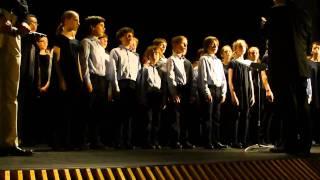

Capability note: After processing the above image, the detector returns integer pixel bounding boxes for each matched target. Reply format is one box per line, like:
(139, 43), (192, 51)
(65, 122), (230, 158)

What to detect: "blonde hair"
(247, 46), (260, 62)
(232, 39), (248, 51)
(153, 38), (167, 46)
(142, 45), (160, 65)
(56, 10), (79, 35)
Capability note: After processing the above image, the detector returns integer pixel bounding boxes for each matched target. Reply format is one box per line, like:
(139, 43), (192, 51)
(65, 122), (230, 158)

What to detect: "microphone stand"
(244, 63), (274, 152)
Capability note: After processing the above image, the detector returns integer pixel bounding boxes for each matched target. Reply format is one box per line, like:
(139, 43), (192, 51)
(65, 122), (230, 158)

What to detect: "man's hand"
(17, 22), (31, 35)
(173, 95), (181, 104)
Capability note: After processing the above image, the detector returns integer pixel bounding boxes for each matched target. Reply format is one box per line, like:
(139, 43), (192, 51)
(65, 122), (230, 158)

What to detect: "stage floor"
(1, 146), (320, 170)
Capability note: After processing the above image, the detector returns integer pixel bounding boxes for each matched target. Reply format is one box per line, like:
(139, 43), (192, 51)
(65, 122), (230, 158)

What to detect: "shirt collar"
(172, 52), (185, 59)
(205, 53), (217, 59)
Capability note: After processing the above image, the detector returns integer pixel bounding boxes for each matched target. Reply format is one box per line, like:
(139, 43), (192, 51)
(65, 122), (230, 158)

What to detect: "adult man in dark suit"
(0, 0), (33, 156)
(265, 0), (312, 155)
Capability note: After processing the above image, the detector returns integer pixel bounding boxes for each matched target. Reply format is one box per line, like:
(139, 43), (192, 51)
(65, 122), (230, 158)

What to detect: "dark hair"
(83, 16), (105, 36)
(312, 41), (320, 46)
(203, 36), (219, 53)
(196, 48), (205, 61)
(26, 14), (37, 24)
(115, 27), (134, 41)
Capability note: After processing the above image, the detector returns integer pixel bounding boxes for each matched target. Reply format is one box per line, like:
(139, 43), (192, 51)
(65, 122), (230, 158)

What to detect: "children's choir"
(15, 10), (320, 150)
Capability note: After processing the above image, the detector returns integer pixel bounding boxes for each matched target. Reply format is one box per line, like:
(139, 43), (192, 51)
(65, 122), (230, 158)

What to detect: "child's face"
(311, 44), (320, 56)
(248, 49), (259, 61)
(92, 22), (105, 37)
(27, 16), (38, 32)
(234, 44), (246, 57)
(120, 32), (134, 47)
(148, 49), (160, 65)
(174, 38), (188, 55)
(37, 36), (48, 50)
(221, 47), (232, 60)
(130, 39), (138, 52)
(207, 41), (218, 55)
(99, 37), (108, 49)
(159, 43), (167, 54)
(65, 14), (80, 31)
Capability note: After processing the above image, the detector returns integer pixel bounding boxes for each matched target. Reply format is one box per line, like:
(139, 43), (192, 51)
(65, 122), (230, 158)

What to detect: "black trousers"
(88, 74), (107, 145)
(234, 107), (250, 146)
(273, 78), (312, 153)
(51, 89), (87, 149)
(168, 85), (192, 145)
(115, 79), (137, 147)
(202, 85), (223, 145)
(145, 91), (162, 146)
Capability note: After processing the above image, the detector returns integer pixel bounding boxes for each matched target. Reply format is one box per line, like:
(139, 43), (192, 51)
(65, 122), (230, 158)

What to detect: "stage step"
(1, 158), (320, 179)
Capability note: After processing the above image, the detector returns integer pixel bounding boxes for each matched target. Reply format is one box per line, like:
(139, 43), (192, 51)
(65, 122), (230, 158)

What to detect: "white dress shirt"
(198, 54), (227, 97)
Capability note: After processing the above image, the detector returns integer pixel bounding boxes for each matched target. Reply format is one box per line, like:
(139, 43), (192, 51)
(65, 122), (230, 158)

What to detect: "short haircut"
(171, 35), (187, 46)
(116, 27), (134, 41)
(232, 39), (248, 51)
(220, 45), (232, 56)
(152, 38), (167, 46)
(312, 41), (320, 46)
(248, 46), (259, 53)
(143, 45), (159, 59)
(203, 36), (219, 53)
(83, 16), (105, 36)
(26, 14), (37, 22)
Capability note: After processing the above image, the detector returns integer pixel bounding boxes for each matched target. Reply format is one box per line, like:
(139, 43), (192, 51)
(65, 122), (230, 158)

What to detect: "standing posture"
(309, 42), (320, 144)
(110, 27), (140, 149)
(51, 10), (84, 150)
(247, 46), (274, 144)
(139, 45), (163, 149)
(167, 35), (194, 149)
(198, 36), (227, 149)
(228, 39), (255, 148)
(0, 0), (33, 156)
(265, 0), (312, 155)
(80, 16), (108, 149)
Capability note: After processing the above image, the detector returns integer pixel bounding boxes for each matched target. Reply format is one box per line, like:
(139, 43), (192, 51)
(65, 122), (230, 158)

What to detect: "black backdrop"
(28, 0), (318, 60)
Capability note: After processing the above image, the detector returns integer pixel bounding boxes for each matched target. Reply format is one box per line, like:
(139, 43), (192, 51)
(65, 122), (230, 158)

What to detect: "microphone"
(29, 31), (47, 37)
(236, 59), (268, 71)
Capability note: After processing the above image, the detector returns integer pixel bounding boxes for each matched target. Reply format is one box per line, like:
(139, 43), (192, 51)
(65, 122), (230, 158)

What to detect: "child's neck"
(222, 58), (230, 65)
(122, 44), (131, 49)
(62, 30), (76, 39)
(174, 52), (184, 57)
(235, 55), (244, 60)
(39, 49), (47, 55)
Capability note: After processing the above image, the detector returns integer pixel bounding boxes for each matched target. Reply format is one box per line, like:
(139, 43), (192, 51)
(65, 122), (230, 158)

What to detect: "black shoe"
(231, 143), (243, 149)
(205, 144), (215, 150)
(143, 144), (156, 149)
(126, 144), (136, 150)
(156, 145), (162, 150)
(90, 142), (106, 150)
(214, 142), (227, 149)
(184, 142), (196, 149)
(0, 147), (33, 156)
(270, 147), (286, 153)
(172, 142), (183, 149)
